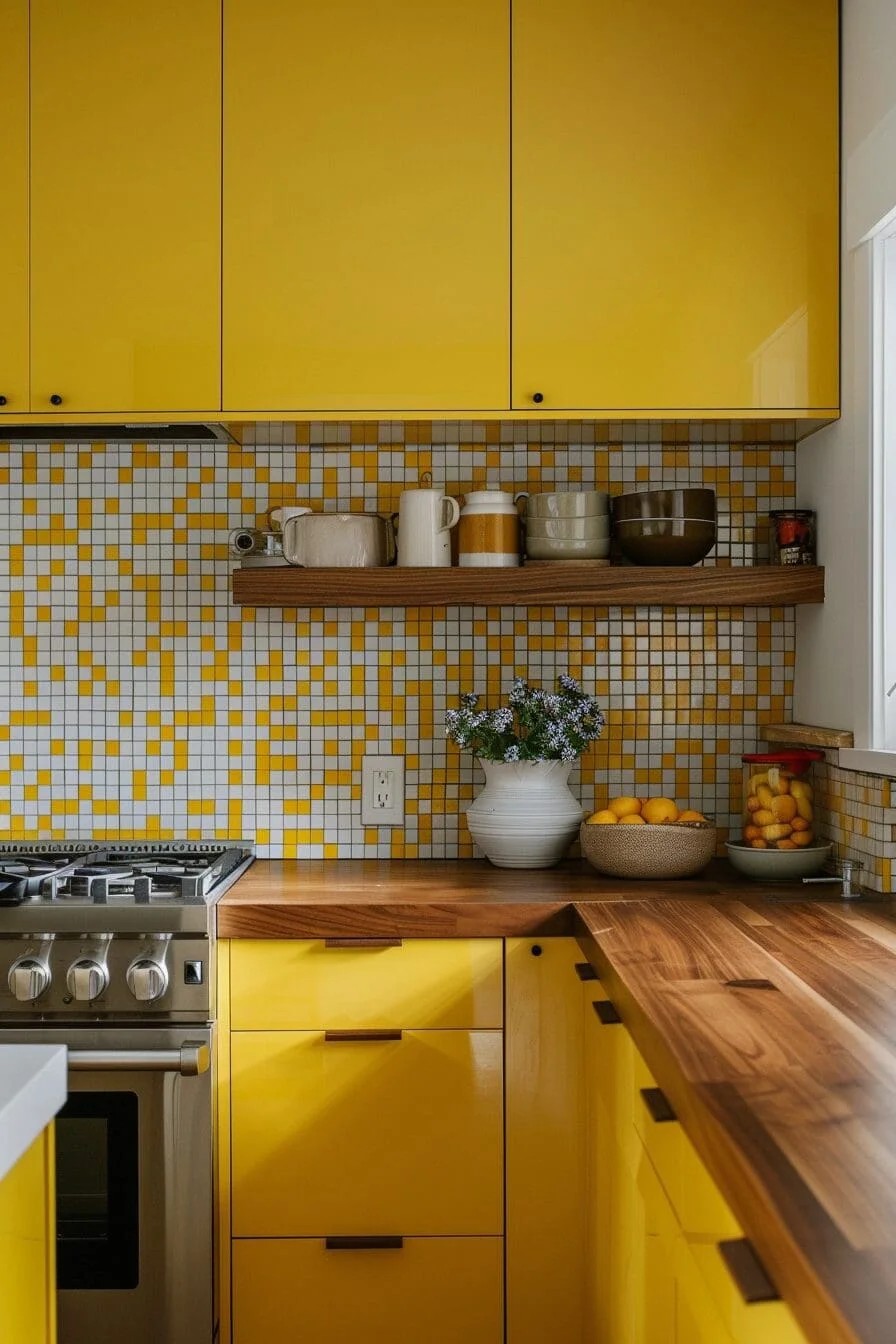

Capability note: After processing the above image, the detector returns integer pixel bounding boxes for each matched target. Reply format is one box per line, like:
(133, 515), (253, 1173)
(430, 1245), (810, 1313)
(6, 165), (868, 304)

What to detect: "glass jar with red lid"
(741, 750), (824, 851)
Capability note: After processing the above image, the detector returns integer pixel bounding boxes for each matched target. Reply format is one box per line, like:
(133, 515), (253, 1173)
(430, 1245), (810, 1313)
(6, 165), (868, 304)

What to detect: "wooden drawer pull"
(574, 961), (599, 981)
(324, 1030), (403, 1043)
(640, 1087), (677, 1124)
(324, 938), (403, 948)
(325, 1236), (404, 1251)
(718, 1238), (781, 1304)
(593, 1000), (621, 1025)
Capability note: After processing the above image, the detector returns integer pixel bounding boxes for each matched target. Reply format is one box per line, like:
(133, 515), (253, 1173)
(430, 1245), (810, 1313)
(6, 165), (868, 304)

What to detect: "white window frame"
(838, 206), (896, 773)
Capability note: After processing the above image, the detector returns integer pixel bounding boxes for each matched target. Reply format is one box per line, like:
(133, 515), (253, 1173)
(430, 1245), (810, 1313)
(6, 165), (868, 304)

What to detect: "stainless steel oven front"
(0, 1024), (214, 1344)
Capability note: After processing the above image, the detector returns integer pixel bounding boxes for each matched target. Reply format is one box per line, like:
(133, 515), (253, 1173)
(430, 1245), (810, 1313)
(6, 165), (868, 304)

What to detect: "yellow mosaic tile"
(0, 417), (846, 865)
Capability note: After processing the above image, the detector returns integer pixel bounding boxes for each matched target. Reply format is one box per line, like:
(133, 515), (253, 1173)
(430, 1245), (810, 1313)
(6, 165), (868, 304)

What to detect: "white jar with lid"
(457, 490), (521, 567)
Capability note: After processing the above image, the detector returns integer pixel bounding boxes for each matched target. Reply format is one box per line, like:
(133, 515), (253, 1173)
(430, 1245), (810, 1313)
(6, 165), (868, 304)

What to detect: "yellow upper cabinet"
(0, 0), (28, 416)
(29, 0), (221, 414)
(222, 0), (509, 413)
(512, 0), (839, 415)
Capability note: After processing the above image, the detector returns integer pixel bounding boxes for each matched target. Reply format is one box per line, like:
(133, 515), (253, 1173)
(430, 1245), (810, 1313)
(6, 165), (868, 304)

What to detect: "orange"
(619, 813), (646, 825)
(641, 797), (679, 824)
(607, 796), (642, 820)
(586, 810), (617, 825)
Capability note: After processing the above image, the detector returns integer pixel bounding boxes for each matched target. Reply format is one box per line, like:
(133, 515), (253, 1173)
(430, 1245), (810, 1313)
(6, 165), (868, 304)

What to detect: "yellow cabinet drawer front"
(30, 0), (221, 413)
(675, 1235), (737, 1344)
(224, 0), (509, 412)
(687, 1237), (810, 1344)
(231, 1029), (502, 1237)
(229, 938), (502, 1030)
(233, 1236), (503, 1344)
(0, 0), (28, 415)
(634, 1084), (742, 1242)
(588, 990), (653, 1177)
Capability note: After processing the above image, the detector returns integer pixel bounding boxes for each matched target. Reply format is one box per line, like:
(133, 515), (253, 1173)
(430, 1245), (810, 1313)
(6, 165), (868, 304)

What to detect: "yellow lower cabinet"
(232, 1236), (503, 1344)
(686, 1237), (809, 1344)
(231, 1028), (502, 1236)
(0, 1127), (56, 1344)
(635, 1147), (677, 1344)
(675, 1235), (736, 1344)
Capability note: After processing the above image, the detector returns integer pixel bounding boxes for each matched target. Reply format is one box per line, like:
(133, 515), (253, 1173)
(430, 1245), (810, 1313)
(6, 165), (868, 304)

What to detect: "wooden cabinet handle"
(718, 1239), (781, 1303)
(323, 1029), (403, 1042)
(325, 1236), (404, 1251)
(593, 999), (621, 1025)
(574, 961), (599, 981)
(324, 937), (402, 948)
(640, 1087), (677, 1123)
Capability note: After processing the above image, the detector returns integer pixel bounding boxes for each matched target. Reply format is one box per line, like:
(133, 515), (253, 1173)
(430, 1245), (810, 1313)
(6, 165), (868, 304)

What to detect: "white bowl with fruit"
(729, 751), (829, 879)
(580, 796), (716, 879)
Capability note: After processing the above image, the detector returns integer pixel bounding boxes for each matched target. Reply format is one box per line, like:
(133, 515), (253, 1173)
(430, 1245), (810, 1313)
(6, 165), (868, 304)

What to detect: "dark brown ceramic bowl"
(612, 488), (716, 523)
(615, 517), (717, 566)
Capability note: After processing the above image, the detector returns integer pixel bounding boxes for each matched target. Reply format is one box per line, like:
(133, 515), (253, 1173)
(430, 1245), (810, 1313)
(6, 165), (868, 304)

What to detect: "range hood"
(0, 423), (236, 443)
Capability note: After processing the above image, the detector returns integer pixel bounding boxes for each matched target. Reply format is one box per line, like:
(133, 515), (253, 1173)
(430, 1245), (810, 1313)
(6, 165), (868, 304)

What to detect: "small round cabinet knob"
(67, 959), (108, 1002)
(8, 958), (50, 1002)
(0, 396), (7, 407)
(49, 394), (63, 406)
(126, 959), (169, 1003)
(532, 392), (544, 404)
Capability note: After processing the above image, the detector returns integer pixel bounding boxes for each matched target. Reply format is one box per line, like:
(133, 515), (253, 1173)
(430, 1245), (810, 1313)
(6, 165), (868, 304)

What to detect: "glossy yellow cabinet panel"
(232, 1236), (503, 1344)
(512, 0), (838, 414)
(505, 938), (586, 1344)
(223, 0), (509, 412)
(229, 937), (502, 1031)
(0, 1127), (56, 1344)
(231, 1029), (502, 1237)
(0, 0), (28, 415)
(29, 0), (220, 413)
(688, 1236), (809, 1344)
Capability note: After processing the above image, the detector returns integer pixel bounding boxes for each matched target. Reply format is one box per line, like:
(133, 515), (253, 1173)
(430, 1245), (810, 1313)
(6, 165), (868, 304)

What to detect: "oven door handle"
(66, 1041), (210, 1076)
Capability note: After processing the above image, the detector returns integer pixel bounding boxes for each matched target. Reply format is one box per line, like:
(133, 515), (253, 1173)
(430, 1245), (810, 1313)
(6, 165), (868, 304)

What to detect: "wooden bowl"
(580, 820), (716, 879)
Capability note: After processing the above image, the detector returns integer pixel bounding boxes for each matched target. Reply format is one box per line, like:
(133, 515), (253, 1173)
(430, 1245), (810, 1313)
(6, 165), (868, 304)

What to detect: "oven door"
(0, 1026), (214, 1344)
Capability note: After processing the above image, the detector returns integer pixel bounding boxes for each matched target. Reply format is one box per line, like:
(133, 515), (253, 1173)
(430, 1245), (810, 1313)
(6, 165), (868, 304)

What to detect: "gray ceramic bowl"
(525, 535), (611, 560)
(525, 516), (611, 541)
(614, 518), (716, 566)
(612, 489), (716, 523)
(525, 491), (610, 519)
(725, 841), (831, 880)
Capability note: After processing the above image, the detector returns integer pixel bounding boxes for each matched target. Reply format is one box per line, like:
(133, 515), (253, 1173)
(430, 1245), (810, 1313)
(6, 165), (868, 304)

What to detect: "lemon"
(586, 810), (618, 825)
(641, 797), (679, 824)
(619, 813), (646, 825)
(607, 796), (642, 820)
(676, 809), (707, 824)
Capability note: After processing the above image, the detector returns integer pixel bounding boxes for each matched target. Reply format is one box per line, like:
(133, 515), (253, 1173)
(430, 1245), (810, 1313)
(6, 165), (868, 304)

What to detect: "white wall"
(795, 0), (896, 738)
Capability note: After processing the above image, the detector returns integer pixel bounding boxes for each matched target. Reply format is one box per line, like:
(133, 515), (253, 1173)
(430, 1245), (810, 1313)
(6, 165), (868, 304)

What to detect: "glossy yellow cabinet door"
(0, 0), (28, 416)
(30, 0), (220, 414)
(223, 0), (509, 412)
(512, 0), (838, 414)
(231, 1028), (502, 1236)
(232, 1236), (503, 1344)
(0, 1128), (56, 1344)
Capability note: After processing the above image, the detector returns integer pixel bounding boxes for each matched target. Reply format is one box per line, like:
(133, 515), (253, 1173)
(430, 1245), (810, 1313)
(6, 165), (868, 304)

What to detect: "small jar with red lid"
(741, 750), (824, 851)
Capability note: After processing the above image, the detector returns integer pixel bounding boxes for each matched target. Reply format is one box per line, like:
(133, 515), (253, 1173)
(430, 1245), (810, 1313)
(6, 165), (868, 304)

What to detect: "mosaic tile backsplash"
(0, 419), (802, 858)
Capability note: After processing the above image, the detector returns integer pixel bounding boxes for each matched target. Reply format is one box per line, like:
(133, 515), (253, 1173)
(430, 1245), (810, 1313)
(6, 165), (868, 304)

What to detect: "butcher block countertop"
(219, 858), (896, 1344)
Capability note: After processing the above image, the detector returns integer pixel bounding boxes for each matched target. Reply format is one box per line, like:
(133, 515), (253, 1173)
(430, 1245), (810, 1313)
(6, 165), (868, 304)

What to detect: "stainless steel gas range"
(0, 840), (254, 1344)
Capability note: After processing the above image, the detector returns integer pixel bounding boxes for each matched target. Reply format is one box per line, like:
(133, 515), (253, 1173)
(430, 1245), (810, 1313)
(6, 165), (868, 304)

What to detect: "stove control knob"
(8, 958), (50, 1002)
(126, 959), (168, 1003)
(67, 959), (108, 1002)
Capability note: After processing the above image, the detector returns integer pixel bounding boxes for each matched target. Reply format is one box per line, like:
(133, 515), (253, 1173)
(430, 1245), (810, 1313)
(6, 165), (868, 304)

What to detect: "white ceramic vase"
(465, 758), (584, 868)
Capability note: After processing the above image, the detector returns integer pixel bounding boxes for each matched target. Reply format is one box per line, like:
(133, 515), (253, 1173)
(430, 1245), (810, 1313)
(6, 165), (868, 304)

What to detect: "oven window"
(56, 1092), (139, 1290)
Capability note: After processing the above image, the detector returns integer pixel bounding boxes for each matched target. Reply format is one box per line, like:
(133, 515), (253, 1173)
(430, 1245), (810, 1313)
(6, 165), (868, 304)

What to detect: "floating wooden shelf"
(232, 564), (825, 609)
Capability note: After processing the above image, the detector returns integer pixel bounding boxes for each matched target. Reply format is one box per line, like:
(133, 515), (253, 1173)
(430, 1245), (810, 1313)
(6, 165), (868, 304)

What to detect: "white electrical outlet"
(361, 754), (405, 827)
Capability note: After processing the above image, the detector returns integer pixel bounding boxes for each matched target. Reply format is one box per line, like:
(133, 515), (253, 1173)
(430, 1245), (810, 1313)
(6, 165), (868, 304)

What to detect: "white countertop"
(0, 1045), (67, 1181)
